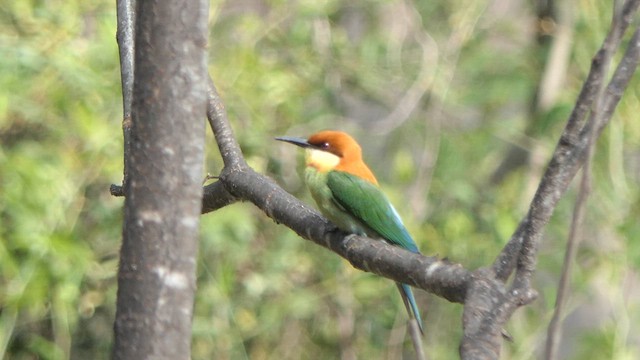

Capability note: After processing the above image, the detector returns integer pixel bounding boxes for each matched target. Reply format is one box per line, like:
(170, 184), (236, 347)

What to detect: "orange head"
(276, 130), (379, 185)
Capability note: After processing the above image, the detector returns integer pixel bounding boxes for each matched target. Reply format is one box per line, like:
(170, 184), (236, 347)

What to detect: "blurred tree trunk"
(112, 0), (209, 359)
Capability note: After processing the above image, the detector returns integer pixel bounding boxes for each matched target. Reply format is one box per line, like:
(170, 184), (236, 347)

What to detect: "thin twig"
(599, 25), (640, 134)
(408, 319), (426, 360)
(116, 0), (136, 120)
(206, 77), (247, 170)
(544, 143), (593, 360)
(200, 77), (240, 212)
(115, 0), (136, 192)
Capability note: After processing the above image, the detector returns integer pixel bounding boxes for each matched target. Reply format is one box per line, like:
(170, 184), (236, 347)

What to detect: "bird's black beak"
(275, 136), (312, 149)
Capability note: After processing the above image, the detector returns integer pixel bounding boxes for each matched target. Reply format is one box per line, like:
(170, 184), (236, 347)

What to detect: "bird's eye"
(320, 142), (330, 149)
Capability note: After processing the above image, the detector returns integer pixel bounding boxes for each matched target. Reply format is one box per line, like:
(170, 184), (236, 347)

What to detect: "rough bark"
(112, 0), (209, 359)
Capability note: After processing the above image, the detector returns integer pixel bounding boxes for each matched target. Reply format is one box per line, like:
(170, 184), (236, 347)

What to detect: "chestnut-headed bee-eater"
(276, 130), (424, 333)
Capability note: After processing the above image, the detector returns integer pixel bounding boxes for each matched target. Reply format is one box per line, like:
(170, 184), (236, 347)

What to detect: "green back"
(327, 171), (419, 253)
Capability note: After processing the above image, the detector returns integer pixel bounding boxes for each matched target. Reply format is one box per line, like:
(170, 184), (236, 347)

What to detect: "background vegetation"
(1, 0), (639, 359)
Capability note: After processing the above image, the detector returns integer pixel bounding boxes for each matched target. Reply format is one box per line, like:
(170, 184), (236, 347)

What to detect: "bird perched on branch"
(276, 130), (424, 333)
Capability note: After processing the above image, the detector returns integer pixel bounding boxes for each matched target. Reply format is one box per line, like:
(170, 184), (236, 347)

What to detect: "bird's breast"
(304, 168), (374, 236)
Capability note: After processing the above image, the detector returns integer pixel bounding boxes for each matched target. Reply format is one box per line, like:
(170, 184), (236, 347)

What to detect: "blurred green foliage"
(1, 0), (639, 359)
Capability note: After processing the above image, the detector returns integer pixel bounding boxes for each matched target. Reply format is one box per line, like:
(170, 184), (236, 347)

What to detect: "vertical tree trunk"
(113, 0), (209, 359)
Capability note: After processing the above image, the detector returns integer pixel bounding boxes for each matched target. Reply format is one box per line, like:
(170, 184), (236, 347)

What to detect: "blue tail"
(397, 283), (424, 334)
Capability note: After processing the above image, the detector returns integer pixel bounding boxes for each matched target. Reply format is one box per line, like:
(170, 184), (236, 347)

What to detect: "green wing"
(327, 170), (425, 333)
(326, 171), (419, 253)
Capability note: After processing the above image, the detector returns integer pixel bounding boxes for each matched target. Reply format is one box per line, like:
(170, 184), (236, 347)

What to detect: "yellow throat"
(305, 148), (340, 172)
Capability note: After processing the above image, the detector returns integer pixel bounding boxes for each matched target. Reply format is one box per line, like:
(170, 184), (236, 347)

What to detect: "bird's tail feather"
(396, 283), (424, 334)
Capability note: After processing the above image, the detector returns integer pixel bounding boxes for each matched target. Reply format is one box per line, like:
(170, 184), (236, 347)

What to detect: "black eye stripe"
(309, 140), (329, 149)
(309, 140), (342, 156)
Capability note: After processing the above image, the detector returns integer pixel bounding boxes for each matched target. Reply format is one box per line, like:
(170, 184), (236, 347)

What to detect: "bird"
(275, 130), (424, 333)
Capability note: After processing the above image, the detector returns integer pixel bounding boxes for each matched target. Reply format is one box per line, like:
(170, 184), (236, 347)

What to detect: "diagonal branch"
(546, 20), (640, 360)
(493, 0), (640, 284)
(461, 2), (640, 358)
(203, 75), (469, 303)
(544, 3), (625, 356)
(599, 24), (640, 133)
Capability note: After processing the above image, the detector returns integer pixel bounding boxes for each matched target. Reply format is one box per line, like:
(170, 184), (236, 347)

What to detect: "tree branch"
(115, 0), (136, 193)
(206, 77), (247, 170)
(545, 19), (640, 360)
(202, 181), (237, 213)
(493, 0), (640, 284)
(544, 3), (629, 357)
(456, 1), (640, 357)
(600, 24), (640, 133)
